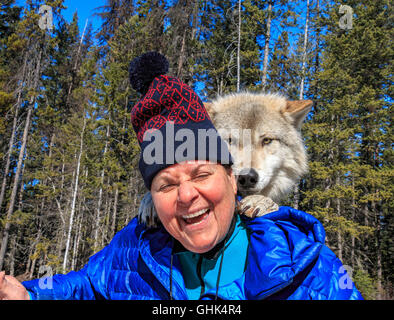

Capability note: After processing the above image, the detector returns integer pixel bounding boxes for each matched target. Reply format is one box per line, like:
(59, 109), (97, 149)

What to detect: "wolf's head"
(206, 93), (312, 203)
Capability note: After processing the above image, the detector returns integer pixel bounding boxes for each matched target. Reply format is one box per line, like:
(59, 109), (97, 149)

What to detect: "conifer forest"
(0, 0), (392, 299)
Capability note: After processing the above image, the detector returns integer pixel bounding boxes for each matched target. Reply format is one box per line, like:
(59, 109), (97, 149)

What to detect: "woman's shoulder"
(241, 206), (326, 277)
(242, 206), (326, 245)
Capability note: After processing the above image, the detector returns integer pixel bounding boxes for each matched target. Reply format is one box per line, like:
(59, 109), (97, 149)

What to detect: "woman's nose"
(177, 181), (199, 205)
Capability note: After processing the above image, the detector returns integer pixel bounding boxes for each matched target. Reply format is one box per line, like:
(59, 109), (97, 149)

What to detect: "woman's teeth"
(182, 208), (210, 224)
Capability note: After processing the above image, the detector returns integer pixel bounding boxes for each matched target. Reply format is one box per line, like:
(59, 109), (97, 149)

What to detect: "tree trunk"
(293, 185), (300, 210)
(177, 29), (187, 78)
(111, 184), (119, 238)
(94, 124), (110, 250)
(191, 0), (200, 40)
(299, 0), (310, 100)
(373, 199), (383, 299)
(336, 176), (343, 261)
(101, 192), (111, 246)
(261, 0), (273, 90)
(124, 176), (135, 226)
(62, 116), (86, 273)
(293, 1), (311, 209)
(351, 176), (356, 267)
(9, 235), (17, 276)
(376, 236), (383, 299)
(313, 0), (321, 98)
(71, 212), (82, 271)
(236, 0), (241, 92)
(72, 167), (88, 270)
(29, 216), (42, 279)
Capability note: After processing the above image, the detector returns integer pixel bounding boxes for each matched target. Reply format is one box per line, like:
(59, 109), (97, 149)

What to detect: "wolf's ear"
(204, 102), (216, 118)
(282, 100), (313, 129)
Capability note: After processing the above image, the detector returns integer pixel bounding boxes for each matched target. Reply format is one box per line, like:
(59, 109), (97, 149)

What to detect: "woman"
(0, 53), (362, 300)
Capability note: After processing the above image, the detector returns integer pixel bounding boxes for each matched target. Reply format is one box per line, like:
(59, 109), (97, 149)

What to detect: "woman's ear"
(231, 172), (237, 195)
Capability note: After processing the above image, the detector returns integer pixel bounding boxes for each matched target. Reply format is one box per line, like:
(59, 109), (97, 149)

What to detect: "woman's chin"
(181, 234), (218, 254)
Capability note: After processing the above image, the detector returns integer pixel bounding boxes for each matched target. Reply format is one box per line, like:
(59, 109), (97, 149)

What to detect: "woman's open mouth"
(182, 208), (210, 226)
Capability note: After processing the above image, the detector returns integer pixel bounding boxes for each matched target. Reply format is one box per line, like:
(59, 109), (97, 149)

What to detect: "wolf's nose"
(238, 168), (258, 188)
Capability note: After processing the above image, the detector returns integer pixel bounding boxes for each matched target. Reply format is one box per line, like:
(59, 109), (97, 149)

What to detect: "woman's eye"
(159, 184), (176, 192)
(193, 173), (210, 181)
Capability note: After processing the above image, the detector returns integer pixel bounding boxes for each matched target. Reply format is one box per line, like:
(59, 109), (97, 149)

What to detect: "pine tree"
(163, 0), (202, 84)
(199, 0), (262, 97)
(95, 0), (135, 45)
(266, 30), (299, 98)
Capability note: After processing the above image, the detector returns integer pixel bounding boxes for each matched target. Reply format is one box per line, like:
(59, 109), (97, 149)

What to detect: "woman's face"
(151, 161), (237, 254)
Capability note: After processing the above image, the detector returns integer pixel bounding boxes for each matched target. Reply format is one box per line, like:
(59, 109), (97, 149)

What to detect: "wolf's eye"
(262, 137), (273, 146)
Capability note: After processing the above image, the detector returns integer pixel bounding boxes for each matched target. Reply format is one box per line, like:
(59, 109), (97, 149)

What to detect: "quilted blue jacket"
(23, 207), (363, 300)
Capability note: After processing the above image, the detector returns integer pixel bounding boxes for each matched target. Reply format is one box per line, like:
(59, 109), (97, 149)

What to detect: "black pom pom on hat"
(129, 51), (169, 95)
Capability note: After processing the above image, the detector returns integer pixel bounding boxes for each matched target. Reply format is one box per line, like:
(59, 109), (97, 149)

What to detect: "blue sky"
(61, 0), (103, 32)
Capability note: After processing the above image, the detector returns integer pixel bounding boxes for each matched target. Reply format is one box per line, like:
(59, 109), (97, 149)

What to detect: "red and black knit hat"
(129, 52), (233, 190)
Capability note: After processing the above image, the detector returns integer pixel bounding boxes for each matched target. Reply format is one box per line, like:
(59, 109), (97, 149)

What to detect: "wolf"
(206, 92), (312, 202)
(138, 92), (312, 227)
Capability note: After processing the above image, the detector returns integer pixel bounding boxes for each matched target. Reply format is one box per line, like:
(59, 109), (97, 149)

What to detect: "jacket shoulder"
(242, 207), (363, 300)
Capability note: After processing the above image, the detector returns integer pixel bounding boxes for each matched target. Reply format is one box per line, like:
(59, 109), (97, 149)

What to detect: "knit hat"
(129, 52), (233, 190)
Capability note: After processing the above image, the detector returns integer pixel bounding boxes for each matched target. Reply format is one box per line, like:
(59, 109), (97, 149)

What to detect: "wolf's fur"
(138, 92), (312, 228)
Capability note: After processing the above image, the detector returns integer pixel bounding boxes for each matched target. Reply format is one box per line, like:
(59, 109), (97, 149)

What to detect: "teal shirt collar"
(175, 215), (249, 299)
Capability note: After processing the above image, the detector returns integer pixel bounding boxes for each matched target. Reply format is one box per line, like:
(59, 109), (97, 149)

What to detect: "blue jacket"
(23, 207), (363, 300)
